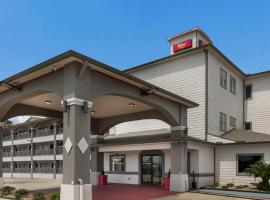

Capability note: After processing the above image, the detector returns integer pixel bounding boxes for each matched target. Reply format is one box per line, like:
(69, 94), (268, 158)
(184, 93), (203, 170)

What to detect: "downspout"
(78, 178), (84, 200)
(204, 48), (209, 141)
(213, 146), (216, 184)
(243, 79), (245, 129)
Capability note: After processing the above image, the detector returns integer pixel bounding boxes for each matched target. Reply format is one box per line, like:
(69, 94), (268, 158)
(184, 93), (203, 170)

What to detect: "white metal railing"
(14, 151), (31, 157)
(3, 135), (12, 141)
(57, 128), (63, 135)
(3, 152), (12, 157)
(56, 168), (63, 173)
(34, 149), (54, 156)
(34, 129), (54, 138)
(14, 133), (30, 140)
(14, 168), (31, 173)
(3, 168), (11, 173)
(34, 167), (54, 173)
(56, 148), (63, 155)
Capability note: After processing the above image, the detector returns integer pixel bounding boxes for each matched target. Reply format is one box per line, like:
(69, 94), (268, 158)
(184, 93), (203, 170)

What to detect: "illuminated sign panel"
(173, 39), (192, 53)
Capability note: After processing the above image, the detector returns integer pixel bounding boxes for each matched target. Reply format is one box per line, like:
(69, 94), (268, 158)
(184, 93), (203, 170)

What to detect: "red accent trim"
(173, 39), (192, 53)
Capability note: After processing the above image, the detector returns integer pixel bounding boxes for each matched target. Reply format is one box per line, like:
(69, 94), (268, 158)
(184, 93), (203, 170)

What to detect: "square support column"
(170, 141), (188, 192)
(60, 101), (92, 200)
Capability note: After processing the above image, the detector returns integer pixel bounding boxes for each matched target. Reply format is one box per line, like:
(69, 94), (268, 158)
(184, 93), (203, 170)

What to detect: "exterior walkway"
(93, 184), (175, 200)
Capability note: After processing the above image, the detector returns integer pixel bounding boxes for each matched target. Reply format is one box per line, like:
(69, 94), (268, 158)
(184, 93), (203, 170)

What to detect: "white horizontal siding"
(119, 51), (206, 139)
(208, 51), (244, 136)
(245, 76), (270, 134)
(216, 144), (270, 185)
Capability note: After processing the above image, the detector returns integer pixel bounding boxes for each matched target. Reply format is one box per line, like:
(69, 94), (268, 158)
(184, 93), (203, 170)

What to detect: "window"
(220, 112), (227, 131)
(230, 76), (236, 94)
(245, 122), (252, 131)
(245, 85), (252, 99)
(220, 68), (227, 89)
(230, 116), (236, 128)
(237, 154), (263, 174)
(110, 155), (125, 172)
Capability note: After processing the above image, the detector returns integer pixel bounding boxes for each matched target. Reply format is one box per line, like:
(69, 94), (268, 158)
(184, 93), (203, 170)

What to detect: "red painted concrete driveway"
(93, 184), (175, 200)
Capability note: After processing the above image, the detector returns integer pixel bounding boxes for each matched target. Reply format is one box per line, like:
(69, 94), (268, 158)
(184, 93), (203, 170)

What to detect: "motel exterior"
(0, 28), (270, 200)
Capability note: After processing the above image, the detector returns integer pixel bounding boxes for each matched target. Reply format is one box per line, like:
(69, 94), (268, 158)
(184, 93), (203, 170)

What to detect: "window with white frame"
(220, 68), (227, 89)
(220, 112), (227, 131)
(110, 154), (125, 172)
(230, 75), (236, 94)
(245, 85), (252, 100)
(230, 116), (236, 128)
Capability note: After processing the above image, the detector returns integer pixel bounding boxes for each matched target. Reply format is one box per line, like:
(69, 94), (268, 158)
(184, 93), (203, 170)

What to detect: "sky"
(0, 0), (270, 82)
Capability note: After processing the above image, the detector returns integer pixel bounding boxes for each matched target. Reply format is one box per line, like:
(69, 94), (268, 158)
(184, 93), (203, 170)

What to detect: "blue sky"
(0, 0), (270, 81)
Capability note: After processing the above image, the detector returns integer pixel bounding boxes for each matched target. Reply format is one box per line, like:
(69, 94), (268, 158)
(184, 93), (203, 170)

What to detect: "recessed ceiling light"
(129, 103), (135, 107)
(91, 111), (96, 114)
(45, 101), (52, 104)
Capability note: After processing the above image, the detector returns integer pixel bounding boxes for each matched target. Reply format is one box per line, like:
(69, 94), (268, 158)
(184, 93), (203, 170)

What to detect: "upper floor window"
(245, 85), (252, 100)
(220, 68), (227, 89)
(230, 116), (236, 128)
(230, 76), (236, 95)
(245, 122), (252, 131)
(220, 112), (227, 131)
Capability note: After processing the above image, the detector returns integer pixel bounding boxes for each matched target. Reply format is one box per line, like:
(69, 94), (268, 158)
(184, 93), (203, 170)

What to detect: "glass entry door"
(141, 155), (162, 185)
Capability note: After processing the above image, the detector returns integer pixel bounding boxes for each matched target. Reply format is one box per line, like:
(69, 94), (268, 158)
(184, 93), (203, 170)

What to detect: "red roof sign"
(172, 39), (192, 53)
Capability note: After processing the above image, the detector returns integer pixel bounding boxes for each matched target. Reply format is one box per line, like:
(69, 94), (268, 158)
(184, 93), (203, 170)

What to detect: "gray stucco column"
(60, 100), (92, 200)
(170, 141), (188, 192)
(53, 123), (57, 179)
(0, 122), (4, 186)
(30, 128), (34, 178)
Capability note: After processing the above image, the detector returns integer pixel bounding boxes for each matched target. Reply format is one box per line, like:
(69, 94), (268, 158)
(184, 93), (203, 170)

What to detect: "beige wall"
(215, 144), (270, 185)
(245, 75), (270, 134)
(125, 51), (206, 139)
(208, 50), (244, 136)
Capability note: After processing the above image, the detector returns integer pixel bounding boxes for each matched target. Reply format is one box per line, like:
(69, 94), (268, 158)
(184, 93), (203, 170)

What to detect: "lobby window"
(220, 112), (227, 131)
(245, 122), (252, 131)
(220, 68), (227, 89)
(230, 116), (236, 128)
(110, 155), (125, 172)
(245, 85), (252, 100)
(230, 75), (236, 94)
(237, 154), (263, 174)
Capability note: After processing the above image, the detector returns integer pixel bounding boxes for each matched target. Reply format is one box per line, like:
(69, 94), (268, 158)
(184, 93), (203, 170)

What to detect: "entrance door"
(141, 155), (162, 185)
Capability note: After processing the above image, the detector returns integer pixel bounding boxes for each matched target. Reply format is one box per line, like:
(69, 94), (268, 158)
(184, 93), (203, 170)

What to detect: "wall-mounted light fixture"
(45, 100), (52, 104)
(128, 103), (135, 107)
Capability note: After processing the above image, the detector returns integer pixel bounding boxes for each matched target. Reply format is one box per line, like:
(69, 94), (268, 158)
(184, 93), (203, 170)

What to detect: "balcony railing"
(34, 149), (54, 156)
(3, 168), (11, 173)
(57, 128), (63, 135)
(3, 135), (12, 141)
(34, 129), (54, 138)
(14, 133), (30, 140)
(56, 148), (63, 155)
(14, 168), (31, 173)
(34, 167), (54, 173)
(14, 151), (31, 157)
(3, 152), (12, 157)
(56, 168), (63, 174)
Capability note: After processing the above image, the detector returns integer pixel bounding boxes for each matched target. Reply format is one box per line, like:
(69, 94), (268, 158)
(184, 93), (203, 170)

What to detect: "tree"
(4, 120), (13, 128)
(245, 160), (270, 191)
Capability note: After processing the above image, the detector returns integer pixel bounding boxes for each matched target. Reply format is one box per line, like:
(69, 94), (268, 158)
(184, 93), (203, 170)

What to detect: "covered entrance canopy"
(0, 50), (198, 200)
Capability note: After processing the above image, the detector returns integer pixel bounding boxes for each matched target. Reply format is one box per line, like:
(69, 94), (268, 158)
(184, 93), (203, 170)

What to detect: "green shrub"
(0, 186), (15, 197)
(222, 185), (228, 189)
(33, 192), (45, 200)
(49, 192), (60, 200)
(213, 182), (220, 188)
(227, 183), (234, 188)
(245, 160), (270, 191)
(14, 188), (28, 200)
